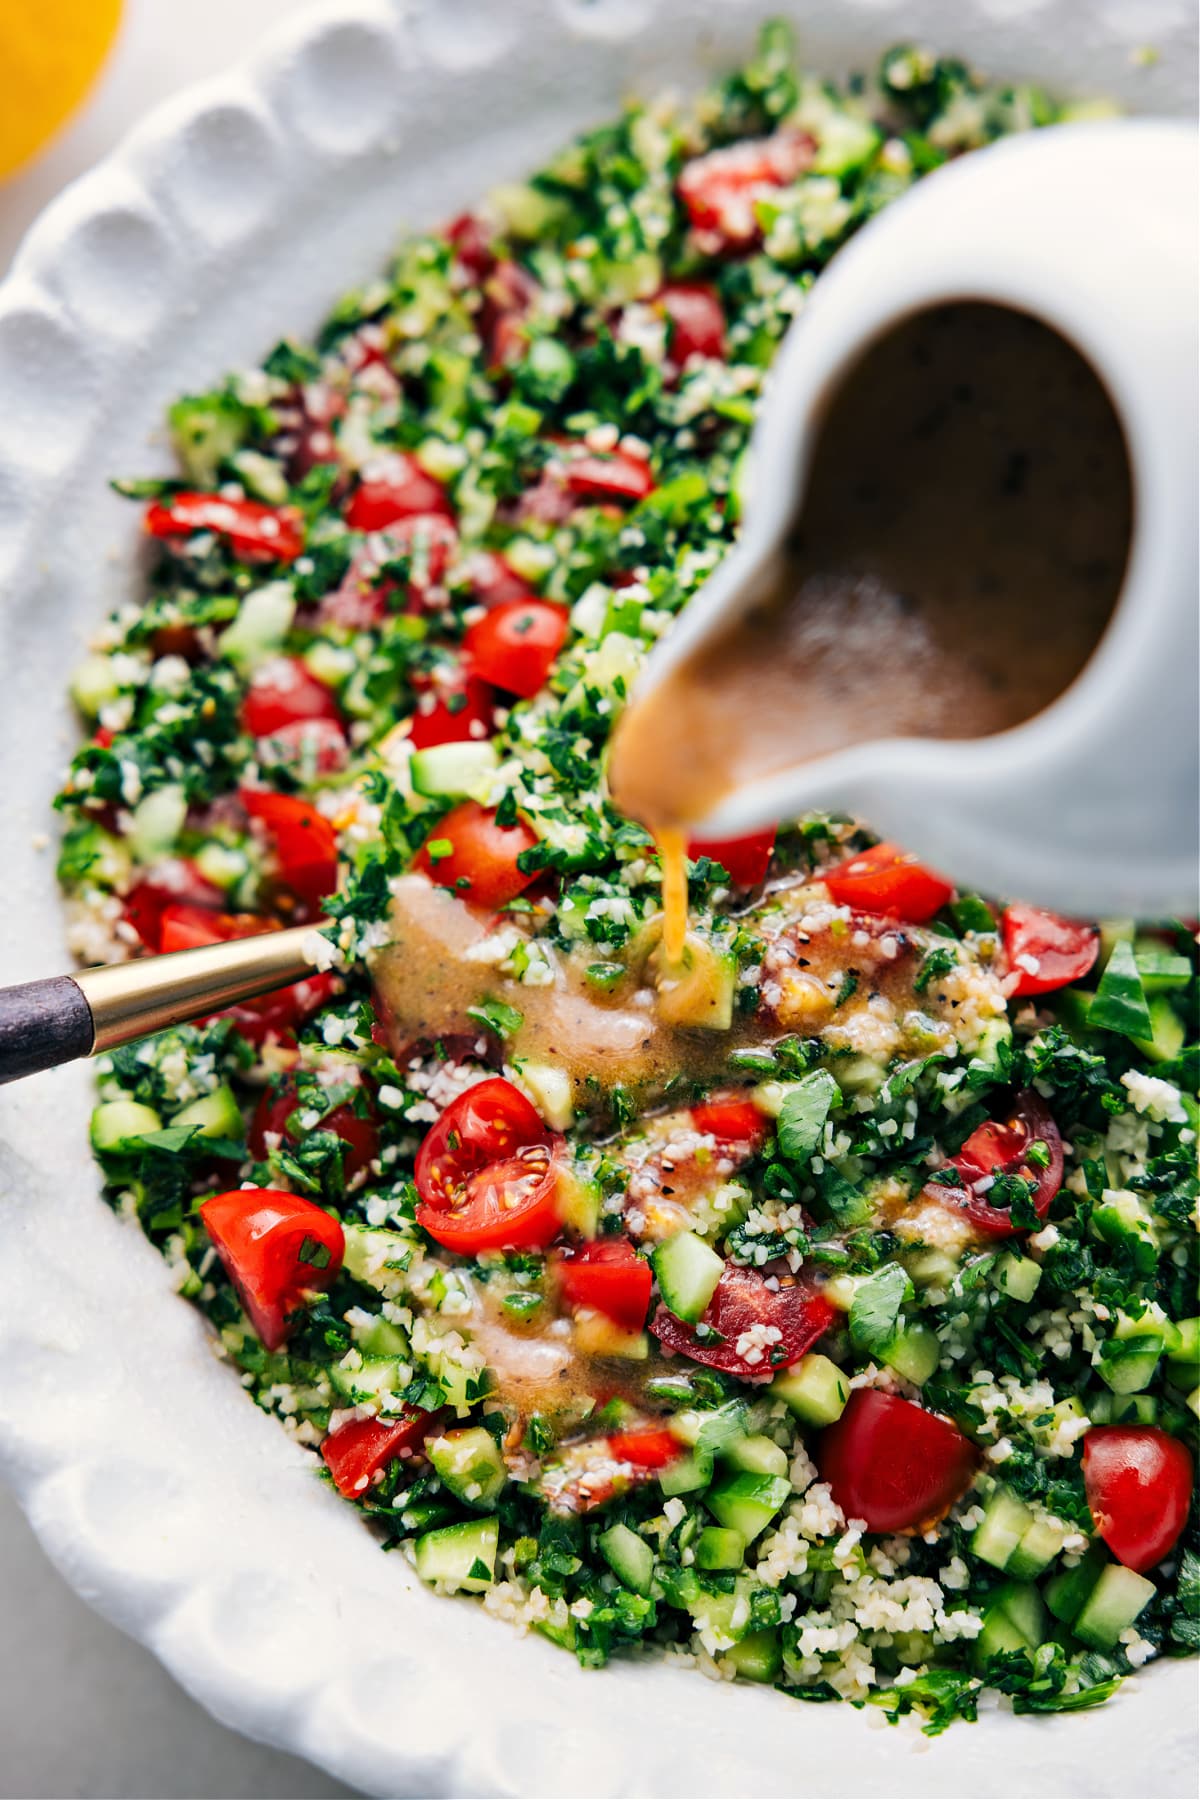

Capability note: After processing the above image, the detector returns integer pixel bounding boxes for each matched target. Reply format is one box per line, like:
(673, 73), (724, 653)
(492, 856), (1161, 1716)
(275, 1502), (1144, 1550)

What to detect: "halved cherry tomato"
(691, 1094), (768, 1151)
(249, 1077), (379, 1183)
(608, 1428), (681, 1469)
(144, 493), (304, 563)
(200, 1186), (344, 1350)
(240, 788), (339, 913)
(817, 1390), (978, 1533)
(145, 493), (305, 564)
(652, 1264), (834, 1379)
(1082, 1425), (1194, 1574)
(256, 716), (349, 776)
(123, 860), (225, 951)
(321, 1407), (447, 1498)
(688, 827), (775, 887)
(414, 800), (538, 909)
(344, 453), (452, 532)
(463, 597), (568, 698)
(678, 129), (813, 245)
(241, 656), (344, 740)
(823, 842), (954, 923)
(933, 1089), (1063, 1238)
(1001, 903), (1100, 997)
(557, 1238), (652, 1334)
(414, 1076), (548, 1209)
(656, 283), (726, 364)
(417, 1142), (566, 1254)
(322, 517), (459, 628)
(408, 671), (496, 751)
(561, 445), (655, 505)
(158, 904), (271, 956)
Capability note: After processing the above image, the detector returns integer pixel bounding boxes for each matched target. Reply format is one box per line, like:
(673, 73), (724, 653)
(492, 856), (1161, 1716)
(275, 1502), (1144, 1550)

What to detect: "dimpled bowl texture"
(0, 2), (1195, 1795)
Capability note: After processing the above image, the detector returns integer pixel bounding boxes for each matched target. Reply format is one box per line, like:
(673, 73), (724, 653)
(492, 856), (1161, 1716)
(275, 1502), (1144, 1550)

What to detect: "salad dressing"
(609, 303), (1133, 950)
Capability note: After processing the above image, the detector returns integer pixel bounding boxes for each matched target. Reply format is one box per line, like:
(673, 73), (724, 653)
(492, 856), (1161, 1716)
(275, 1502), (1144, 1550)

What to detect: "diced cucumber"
(1073, 1563), (1156, 1651)
(972, 1487), (1034, 1573)
(128, 784), (187, 862)
(687, 1583), (751, 1647)
(651, 1230), (724, 1324)
(883, 1322), (940, 1386)
(992, 1252), (1042, 1305)
(70, 653), (121, 720)
(720, 1434), (788, 1479)
(554, 1165), (601, 1239)
(902, 1245), (963, 1291)
(1098, 919), (1135, 965)
(217, 580), (296, 669)
(518, 1061), (574, 1132)
(428, 1426), (507, 1507)
(671, 1402), (747, 1455)
(1006, 1515), (1066, 1581)
(658, 1449), (714, 1496)
(354, 1314), (409, 1359)
(1045, 1543), (1108, 1625)
(970, 1016), (1013, 1076)
(598, 1521), (654, 1596)
(695, 1526), (746, 1571)
(1133, 995), (1186, 1064)
(705, 1472), (791, 1545)
(1088, 1390), (1157, 1425)
(822, 1273), (867, 1313)
(654, 933), (737, 1031)
(193, 841), (250, 893)
(1097, 1307), (1169, 1395)
(1166, 1316), (1200, 1390)
(172, 1084), (242, 1141)
(90, 1100), (163, 1154)
(409, 740), (498, 800)
(572, 1312), (648, 1359)
(976, 1581), (1046, 1668)
(770, 1353), (849, 1427)
(1133, 938), (1193, 993)
(413, 1517), (499, 1592)
(1092, 1190), (1159, 1274)
(724, 1626), (782, 1683)
(329, 1355), (407, 1404)
(342, 1224), (413, 1298)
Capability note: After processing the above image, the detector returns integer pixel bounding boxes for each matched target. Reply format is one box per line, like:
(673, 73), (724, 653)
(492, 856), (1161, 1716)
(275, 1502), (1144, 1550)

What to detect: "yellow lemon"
(0, 0), (123, 179)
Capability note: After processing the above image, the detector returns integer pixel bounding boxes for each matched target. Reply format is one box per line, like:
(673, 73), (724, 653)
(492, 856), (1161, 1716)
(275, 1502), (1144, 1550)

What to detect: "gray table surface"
(0, 1480), (357, 1800)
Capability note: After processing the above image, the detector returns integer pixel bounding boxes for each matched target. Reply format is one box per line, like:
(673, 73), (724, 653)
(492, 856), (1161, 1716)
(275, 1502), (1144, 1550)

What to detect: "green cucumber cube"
(598, 1521), (654, 1595)
(651, 1230), (724, 1324)
(720, 1434), (788, 1479)
(694, 1526), (746, 1571)
(1073, 1563), (1156, 1651)
(413, 1517), (499, 1591)
(90, 1100), (163, 1154)
(428, 1426), (507, 1507)
(770, 1354), (848, 1427)
(705, 1472), (791, 1545)
(173, 1084), (243, 1141)
(724, 1626), (782, 1683)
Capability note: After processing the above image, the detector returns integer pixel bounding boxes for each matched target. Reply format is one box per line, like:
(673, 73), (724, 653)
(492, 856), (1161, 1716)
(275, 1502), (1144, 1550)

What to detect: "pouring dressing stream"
(609, 122), (1199, 934)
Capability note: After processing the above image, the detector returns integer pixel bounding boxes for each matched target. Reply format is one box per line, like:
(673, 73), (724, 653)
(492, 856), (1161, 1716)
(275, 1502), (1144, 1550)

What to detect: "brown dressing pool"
(607, 302), (1133, 952)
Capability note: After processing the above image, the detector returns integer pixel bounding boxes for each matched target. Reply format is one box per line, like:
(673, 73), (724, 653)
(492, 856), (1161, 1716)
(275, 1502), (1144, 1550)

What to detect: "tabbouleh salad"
(56, 26), (1198, 1732)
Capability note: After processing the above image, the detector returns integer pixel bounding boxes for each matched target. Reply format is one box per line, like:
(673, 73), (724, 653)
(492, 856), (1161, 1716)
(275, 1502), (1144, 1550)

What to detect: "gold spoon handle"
(0, 925), (318, 1086)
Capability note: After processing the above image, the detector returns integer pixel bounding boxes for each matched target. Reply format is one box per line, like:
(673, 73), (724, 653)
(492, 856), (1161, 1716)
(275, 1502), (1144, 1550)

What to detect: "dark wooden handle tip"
(0, 975), (95, 1085)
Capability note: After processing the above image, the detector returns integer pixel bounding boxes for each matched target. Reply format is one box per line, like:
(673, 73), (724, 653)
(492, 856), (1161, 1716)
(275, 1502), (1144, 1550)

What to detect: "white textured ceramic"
(0, 4), (1196, 1796)
(637, 121), (1200, 919)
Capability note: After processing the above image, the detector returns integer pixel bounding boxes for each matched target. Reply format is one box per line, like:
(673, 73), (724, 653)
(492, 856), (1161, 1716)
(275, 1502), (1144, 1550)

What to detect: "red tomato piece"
(158, 904), (271, 956)
(414, 1076), (548, 1209)
(656, 283), (727, 364)
(408, 671), (496, 751)
(256, 716), (349, 776)
(200, 1186), (344, 1350)
(344, 453), (452, 532)
(240, 788), (339, 913)
(241, 655), (344, 740)
(608, 1428), (681, 1470)
(691, 1094), (768, 1151)
(463, 597), (568, 698)
(557, 1238), (652, 1333)
(823, 842), (954, 922)
(123, 859), (225, 951)
(562, 446), (656, 505)
(321, 1408), (446, 1498)
(482, 258), (540, 369)
(445, 211), (494, 279)
(933, 1089), (1064, 1238)
(414, 800), (538, 909)
(1083, 1426), (1194, 1574)
(417, 1143), (566, 1254)
(817, 1390), (978, 1533)
(652, 1264), (835, 1380)
(1001, 903), (1100, 997)
(678, 129), (814, 246)
(145, 493), (304, 564)
(249, 1078), (379, 1184)
(687, 827), (775, 887)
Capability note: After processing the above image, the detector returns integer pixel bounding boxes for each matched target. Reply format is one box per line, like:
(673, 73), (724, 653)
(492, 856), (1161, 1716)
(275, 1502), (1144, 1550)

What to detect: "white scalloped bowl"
(0, 3), (1195, 1795)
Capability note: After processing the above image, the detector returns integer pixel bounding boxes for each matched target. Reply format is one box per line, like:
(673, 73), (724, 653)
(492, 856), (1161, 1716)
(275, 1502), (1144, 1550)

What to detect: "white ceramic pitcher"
(631, 120), (1198, 918)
